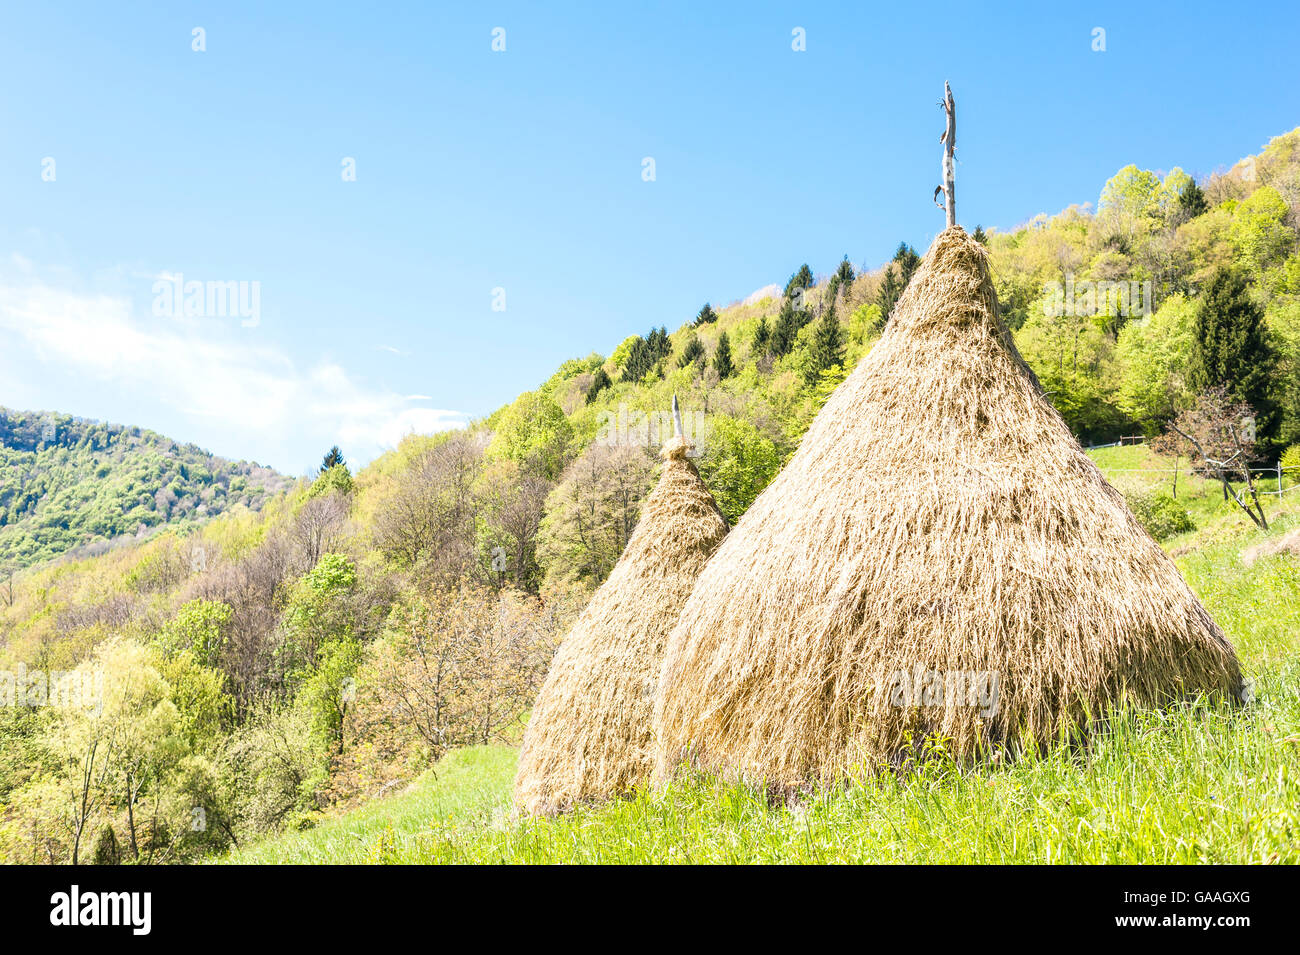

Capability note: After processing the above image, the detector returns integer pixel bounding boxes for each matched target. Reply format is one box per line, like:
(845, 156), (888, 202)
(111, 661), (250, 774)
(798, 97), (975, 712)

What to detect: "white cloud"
(372, 407), (468, 450)
(0, 272), (467, 470)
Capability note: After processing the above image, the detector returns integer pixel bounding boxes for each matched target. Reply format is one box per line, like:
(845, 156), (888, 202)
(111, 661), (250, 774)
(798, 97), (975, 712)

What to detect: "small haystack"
(1242, 527), (1300, 566)
(654, 226), (1242, 788)
(515, 402), (728, 815)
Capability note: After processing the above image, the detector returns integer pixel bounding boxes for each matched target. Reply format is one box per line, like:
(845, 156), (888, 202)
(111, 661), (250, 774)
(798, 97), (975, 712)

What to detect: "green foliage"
(696, 415), (782, 524)
(158, 650), (234, 750)
(298, 636), (362, 755)
(847, 302), (882, 344)
(1115, 295), (1196, 427)
(1229, 186), (1295, 274)
(488, 392), (575, 480)
(1099, 164), (1168, 238)
(610, 335), (640, 371)
(307, 464), (354, 499)
(1281, 444), (1300, 486)
(1015, 311), (1127, 442)
(222, 703), (330, 836)
(158, 599), (233, 669)
(877, 242), (920, 321)
(220, 746), (516, 863)
(1124, 490), (1196, 540)
(280, 553), (359, 681)
(540, 353), (605, 400)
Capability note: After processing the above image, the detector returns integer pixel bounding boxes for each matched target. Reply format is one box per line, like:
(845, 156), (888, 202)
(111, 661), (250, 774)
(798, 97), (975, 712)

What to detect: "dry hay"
(1241, 527), (1300, 566)
(514, 433), (728, 815)
(654, 226), (1242, 788)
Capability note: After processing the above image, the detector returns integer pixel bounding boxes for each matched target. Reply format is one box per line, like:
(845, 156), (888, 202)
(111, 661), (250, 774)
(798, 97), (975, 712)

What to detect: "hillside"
(0, 408), (292, 571)
(1, 129), (1298, 865)
(223, 459), (1300, 863)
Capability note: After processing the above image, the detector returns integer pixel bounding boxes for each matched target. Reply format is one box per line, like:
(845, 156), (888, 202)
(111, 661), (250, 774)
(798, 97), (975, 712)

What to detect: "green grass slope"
(220, 746), (519, 864)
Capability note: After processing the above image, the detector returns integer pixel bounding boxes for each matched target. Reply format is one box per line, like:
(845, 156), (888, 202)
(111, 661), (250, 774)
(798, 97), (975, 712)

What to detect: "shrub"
(1125, 490), (1195, 541)
(1281, 444), (1300, 488)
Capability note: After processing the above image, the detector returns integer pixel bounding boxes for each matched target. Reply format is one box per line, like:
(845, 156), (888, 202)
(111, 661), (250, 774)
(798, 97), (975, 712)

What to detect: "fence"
(1082, 436), (1299, 496)
(1096, 463), (1300, 496)
(1084, 435), (1147, 451)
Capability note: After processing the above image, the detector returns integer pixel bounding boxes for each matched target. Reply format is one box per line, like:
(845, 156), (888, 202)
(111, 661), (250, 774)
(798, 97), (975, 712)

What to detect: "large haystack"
(654, 226), (1241, 788)
(514, 424), (728, 815)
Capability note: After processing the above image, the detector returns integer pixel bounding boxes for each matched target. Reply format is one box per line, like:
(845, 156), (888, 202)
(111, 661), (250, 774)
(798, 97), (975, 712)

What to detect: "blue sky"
(1, 1), (1296, 475)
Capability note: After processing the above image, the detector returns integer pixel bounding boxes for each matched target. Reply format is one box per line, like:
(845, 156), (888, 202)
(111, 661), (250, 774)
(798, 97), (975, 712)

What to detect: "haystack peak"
(653, 228), (1240, 788)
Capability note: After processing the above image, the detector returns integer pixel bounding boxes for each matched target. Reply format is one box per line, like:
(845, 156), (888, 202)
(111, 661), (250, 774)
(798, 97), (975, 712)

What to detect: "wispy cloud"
(0, 267), (467, 471)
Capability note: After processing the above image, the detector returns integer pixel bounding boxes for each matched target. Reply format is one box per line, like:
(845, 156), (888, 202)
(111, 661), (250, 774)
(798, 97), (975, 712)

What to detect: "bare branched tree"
(1161, 385), (1269, 529)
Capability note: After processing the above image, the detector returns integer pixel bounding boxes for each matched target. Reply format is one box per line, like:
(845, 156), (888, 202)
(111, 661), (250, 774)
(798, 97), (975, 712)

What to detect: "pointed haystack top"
(514, 407), (728, 815)
(654, 226), (1241, 787)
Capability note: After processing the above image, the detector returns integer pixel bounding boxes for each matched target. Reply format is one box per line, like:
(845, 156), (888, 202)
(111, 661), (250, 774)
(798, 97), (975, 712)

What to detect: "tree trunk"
(126, 774), (140, 861)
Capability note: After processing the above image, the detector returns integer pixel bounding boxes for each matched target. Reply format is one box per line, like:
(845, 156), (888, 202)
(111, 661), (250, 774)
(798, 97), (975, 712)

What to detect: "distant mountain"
(0, 408), (293, 570)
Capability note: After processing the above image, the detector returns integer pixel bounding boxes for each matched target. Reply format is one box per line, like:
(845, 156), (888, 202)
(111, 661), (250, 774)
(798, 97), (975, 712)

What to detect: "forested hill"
(0, 408), (292, 570)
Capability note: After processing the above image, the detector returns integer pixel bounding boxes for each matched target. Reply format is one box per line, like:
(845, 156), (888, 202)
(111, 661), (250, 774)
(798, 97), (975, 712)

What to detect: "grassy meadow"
(225, 447), (1300, 864)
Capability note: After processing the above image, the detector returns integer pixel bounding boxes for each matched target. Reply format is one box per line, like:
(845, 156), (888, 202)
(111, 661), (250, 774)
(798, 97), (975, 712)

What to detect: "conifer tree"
(622, 337), (650, 383)
(771, 299), (800, 357)
(321, 446), (345, 473)
(586, 367), (612, 403)
(714, 331), (734, 379)
(694, 303), (719, 327)
(1178, 179), (1210, 220)
(647, 326), (671, 362)
(877, 242), (920, 323)
(784, 263), (814, 299)
(753, 314), (771, 354)
(678, 336), (705, 369)
(894, 242), (920, 285)
(1188, 267), (1279, 443)
(805, 305), (845, 385)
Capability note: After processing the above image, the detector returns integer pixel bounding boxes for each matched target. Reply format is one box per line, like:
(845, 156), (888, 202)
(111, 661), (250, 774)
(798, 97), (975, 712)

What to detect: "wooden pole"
(672, 393), (684, 439)
(934, 81), (956, 227)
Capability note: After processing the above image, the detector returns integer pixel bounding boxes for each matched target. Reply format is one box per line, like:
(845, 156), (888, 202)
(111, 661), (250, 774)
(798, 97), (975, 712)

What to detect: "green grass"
(228, 447), (1300, 865)
(219, 747), (518, 864)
